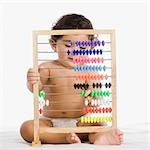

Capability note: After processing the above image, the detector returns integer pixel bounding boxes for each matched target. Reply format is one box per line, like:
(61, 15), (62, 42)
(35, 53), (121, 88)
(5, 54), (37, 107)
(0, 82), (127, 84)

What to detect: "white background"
(0, 0), (149, 131)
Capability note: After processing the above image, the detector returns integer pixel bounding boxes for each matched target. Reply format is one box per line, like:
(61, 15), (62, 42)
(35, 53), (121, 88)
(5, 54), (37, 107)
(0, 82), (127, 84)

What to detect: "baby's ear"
(49, 39), (57, 52)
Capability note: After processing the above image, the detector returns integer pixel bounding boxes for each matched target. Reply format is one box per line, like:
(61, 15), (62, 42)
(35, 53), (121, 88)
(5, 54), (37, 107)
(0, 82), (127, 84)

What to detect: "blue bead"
(92, 66), (95, 71)
(86, 66), (88, 71)
(72, 50), (75, 55)
(76, 66), (78, 71)
(79, 50), (81, 55)
(102, 41), (105, 46)
(86, 50), (88, 55)
(83, 50), (85, 55)
(89, 49), (92, 55)
(100, 49), (102, 55)
(103, 65), (106, 71)
(99, 66), (102, 71)
(79, 66), (81, 71)
(93, 49), (96, 55)
(67, 50), (70, 55)
(73, 66), (76, 71)
(75, 41), (80, 46)
(96, 49), (99, 55)
(97, 41), (101, 46)
(96, 66), (99, 71)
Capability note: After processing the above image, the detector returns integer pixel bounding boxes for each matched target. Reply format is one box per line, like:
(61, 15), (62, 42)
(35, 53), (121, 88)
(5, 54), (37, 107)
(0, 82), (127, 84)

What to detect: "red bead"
(99, 108), (101, 113)
(95, 108), (98, 113)
(109, 108), (112, 113)
(102, 108), (105, 113)
(101, 57), (104, 63)
(106, 108), (108, 113)
(39, 109), (42, 114)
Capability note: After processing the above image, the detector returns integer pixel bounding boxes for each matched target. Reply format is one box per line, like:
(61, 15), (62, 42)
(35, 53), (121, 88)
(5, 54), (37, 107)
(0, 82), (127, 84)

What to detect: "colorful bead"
(39, 91), (46, 98)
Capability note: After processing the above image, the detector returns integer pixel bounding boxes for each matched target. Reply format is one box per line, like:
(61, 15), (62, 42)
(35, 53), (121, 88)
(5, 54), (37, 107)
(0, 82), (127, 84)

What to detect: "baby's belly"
(43, 95), (85, 118)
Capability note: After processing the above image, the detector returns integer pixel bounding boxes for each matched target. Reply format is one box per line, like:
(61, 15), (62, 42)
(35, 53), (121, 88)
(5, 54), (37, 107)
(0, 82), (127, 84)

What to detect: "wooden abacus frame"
(32, 29), (117, 146)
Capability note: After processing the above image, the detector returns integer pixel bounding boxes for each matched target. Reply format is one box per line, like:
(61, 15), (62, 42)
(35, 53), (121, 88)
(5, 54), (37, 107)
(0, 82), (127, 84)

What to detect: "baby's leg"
(20, 119), (77, 144)
(88, 129), (124, 145)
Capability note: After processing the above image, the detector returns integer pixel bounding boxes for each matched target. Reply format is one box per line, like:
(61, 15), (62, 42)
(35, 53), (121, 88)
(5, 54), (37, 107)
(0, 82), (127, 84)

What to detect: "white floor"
(0, 123), (149, 150)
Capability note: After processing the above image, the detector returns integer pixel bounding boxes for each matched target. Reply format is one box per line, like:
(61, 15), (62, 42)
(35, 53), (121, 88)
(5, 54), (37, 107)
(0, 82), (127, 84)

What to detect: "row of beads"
(72, 40), (105, 47)
(73, 57), (104, 64)
(81, 90), (111, 97)
(76, 74), (109, 81)
(85, 99), (111, 107)
(73, 65), (106, 72)
(80, 116), (112, 123)
(39, 97), (49, 107)
(67, 49), (103, 55)
(74, 82), (112, 90)
(83, 107), (112, 113)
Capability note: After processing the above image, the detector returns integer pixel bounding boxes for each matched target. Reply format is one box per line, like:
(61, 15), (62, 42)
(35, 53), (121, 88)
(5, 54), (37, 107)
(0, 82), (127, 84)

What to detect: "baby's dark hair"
(50, 14), (94, 44)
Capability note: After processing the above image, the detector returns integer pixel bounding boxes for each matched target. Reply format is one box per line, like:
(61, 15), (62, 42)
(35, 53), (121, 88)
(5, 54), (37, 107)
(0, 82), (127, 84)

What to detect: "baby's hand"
(84, 89), (91, 98)
(27, 68), (40, 85)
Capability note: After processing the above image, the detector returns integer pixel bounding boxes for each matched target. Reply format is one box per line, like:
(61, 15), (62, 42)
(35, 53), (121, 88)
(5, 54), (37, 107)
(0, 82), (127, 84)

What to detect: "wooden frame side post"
(32, 32), (41, 146)
(111, 30), (117, 128)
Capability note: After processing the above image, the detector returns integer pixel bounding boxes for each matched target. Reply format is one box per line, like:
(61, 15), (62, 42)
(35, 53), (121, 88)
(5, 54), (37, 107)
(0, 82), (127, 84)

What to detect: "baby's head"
(49, 14), (94, 67)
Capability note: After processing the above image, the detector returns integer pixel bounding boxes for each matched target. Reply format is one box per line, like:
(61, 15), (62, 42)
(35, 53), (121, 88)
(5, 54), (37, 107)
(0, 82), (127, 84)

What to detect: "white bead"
(41, 100), (45, 106)
(94, 99), (97, 106)
(46, 99), (49, 106)
(85, 99), (88, 106)
(91, 99), (95, 106)
(38, 99), (43, 107)
(97, 99), (101, 106)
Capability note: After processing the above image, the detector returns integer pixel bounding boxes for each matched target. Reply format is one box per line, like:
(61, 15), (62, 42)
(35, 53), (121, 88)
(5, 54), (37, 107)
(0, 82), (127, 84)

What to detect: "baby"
(20, 14), (123, 145)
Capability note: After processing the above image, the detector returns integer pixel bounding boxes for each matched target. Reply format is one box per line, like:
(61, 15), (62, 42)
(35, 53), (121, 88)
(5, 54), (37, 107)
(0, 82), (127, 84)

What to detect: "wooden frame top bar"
(33, 29), (115, 35)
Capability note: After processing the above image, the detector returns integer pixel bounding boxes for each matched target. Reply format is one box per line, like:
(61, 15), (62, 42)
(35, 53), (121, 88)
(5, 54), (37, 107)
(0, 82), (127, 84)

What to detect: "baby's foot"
(66, 133), (81, 144)
(94, 129), (123, 145)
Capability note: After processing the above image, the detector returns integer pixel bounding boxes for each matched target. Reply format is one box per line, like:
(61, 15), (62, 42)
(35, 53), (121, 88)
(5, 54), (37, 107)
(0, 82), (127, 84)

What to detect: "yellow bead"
(96, 117), (99, 123)
(110, 117), (112, 122)
(80, 117), (83, 123)
(93, 117), (97, 123)
(101, 117), (104, 122)
(91, 117), (93, 123)
(84, 117), (87, 123)
(87, 117), (91, 123)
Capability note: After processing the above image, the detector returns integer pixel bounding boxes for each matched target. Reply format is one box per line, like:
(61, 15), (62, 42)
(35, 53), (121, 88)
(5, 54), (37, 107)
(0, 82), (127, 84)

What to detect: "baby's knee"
(20, 120), (34, 143)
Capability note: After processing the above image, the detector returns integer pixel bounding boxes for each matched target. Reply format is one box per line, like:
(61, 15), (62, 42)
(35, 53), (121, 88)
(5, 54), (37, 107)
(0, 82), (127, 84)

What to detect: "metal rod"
(38, 58), (112, 61)
(40, 75), (112, 79)
(38, 50), (112, 53)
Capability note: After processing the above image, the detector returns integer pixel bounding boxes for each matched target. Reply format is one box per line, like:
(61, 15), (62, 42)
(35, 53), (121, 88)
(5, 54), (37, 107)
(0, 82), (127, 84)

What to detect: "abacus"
(32, 29), (117, 146)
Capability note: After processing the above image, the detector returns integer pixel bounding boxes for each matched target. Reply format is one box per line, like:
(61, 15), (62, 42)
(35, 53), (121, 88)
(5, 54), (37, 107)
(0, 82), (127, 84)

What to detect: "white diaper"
(51, 118), (78, 127)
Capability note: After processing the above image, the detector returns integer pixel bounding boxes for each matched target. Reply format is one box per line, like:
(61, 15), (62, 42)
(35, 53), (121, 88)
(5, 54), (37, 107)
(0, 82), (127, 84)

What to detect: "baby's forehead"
(61, 35), (89, 41)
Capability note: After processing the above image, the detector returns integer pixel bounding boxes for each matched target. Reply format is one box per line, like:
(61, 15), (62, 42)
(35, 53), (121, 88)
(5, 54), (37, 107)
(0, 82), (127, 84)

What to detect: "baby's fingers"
(84, 89), (91, 98)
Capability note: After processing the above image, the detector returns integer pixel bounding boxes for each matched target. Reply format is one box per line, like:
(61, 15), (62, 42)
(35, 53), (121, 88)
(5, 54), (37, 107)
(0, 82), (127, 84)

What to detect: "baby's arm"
(27, 64), (50, 92)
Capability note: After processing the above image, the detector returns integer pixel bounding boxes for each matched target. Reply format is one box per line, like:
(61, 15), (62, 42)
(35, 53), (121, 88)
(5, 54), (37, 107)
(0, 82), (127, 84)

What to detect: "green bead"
(103, 91), (106, 97)
(90, 90), (94, 97)
(39, 91), (46, 98)
(97, 91), (101, 96)
(81, 90), (85, 96)
(100, 91), (103, 96)
(105, 91), (109, 96)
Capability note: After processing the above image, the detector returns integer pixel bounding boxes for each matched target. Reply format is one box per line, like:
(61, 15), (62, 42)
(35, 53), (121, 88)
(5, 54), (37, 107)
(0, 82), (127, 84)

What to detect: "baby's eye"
(80, 46), (86, 49)
(65, 44), (71, 48)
